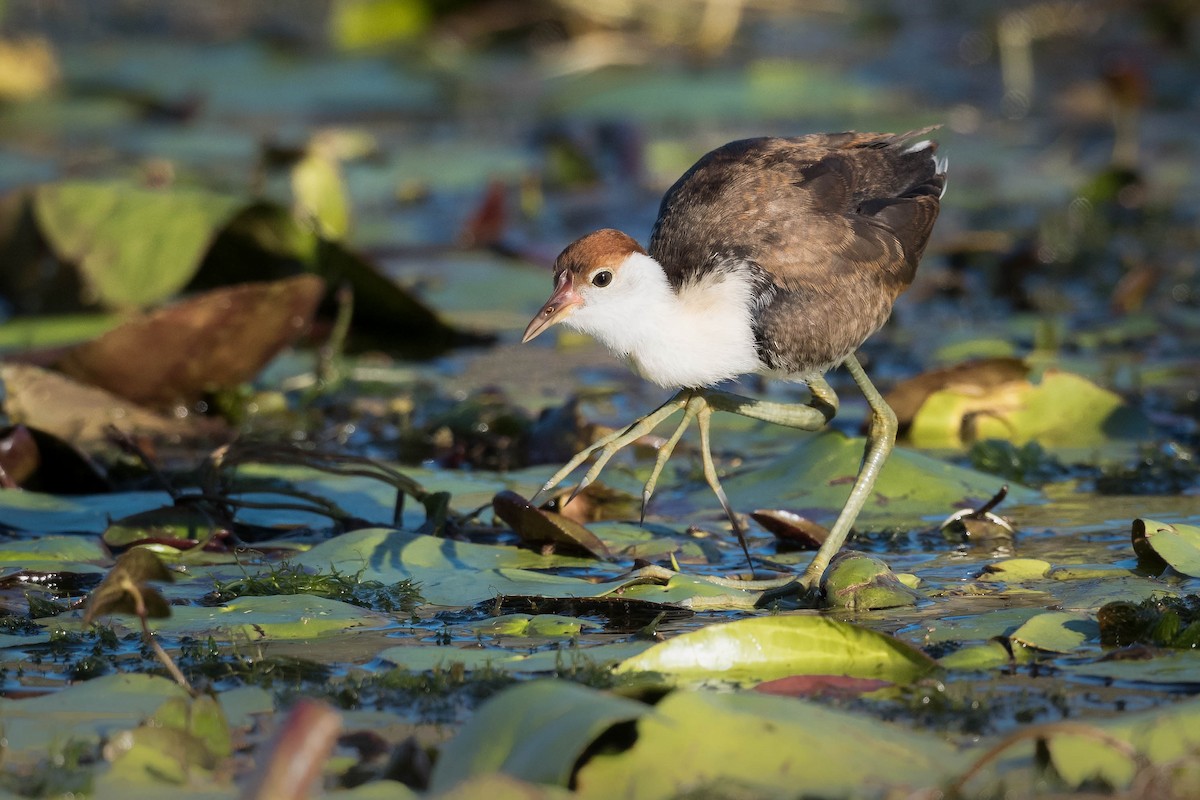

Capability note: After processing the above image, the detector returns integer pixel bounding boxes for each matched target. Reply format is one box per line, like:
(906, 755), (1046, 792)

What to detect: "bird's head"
(522, 228), (654, 343)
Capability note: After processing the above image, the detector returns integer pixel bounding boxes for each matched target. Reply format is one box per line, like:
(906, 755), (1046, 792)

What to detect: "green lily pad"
(978, 558), (1052, 582)
(1131, 518), (1200, 577)
(1022, 696), (1200, 787)
(1061, 651), (1200, 684)
(613, 615), (938, 684)
(909, 370), (1151, 448)
(428, 680), (649, 793)
(574, 689), (966, 799)
(821, 551), (922, 610)
(0, 534), (109, 575)
(1009, 611), (1098, 653)
(149, 594), (392, 639)
(711, 432), (1039, 526)
(939, 640), (1014, 670)
(34, 180), (243, 309)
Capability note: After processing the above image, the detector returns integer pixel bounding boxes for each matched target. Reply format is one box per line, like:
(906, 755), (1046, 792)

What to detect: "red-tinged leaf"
(242, 698), (342, 800)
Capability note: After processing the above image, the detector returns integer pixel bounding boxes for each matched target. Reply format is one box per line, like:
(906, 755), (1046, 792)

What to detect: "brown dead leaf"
(56, 275), (325, 407)
(492, 490), (612, 560)
(1, 362), (216, 447)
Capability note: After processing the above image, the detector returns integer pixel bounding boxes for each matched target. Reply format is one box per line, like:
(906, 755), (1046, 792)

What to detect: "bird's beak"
(522, 276), (582, 343)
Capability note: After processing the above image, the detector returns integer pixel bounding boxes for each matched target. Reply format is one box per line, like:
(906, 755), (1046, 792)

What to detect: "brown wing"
(648, 129), (945, 297)
(648, 130), (945, 375)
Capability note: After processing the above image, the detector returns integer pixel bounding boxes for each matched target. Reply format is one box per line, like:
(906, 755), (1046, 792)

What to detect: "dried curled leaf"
(492, 490), (611, 560)
(83, 548), (175, 625)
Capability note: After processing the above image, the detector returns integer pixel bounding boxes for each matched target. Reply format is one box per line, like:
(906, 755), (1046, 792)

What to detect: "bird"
(522, 129), (947, 590)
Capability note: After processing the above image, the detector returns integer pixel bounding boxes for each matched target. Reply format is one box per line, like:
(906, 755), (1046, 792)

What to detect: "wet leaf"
(574, 690), (965, 799)
(820, 550), (921, 610)
(1131, 518), (1200, 577)
(493, 490), (612, 560)
(465, 613), (602, 637)
(57, 275), (325, 407)
(752, 674), (891, 698)
(750, 508), (829, 549)
(33, 180), (243, 309)
(1009, 611), (1098, 653)
(939, 640), (1014, 670)
(379, 641), (652, 675)
(429, 680), (649, 793)
(149, 594), (391, 639)
(887, 357), (1029, 434)
(614, 615), (938, 683)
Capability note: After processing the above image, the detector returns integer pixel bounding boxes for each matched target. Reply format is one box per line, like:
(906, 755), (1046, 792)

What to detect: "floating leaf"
(1009, 611), (1098, 653)
(908, 370), (1152, 448)
(714, 432), (1040, 527)
(57, 275), (325, 407)
(1131, 518), (1200, 577)
(34, 180), (243, 309)
(83, 547), (174, 624)
(939, 640), (1014, 670)
(613, 615), (937, 684)
(820, 550), (921, 610)
(429, 680), (649, 793)
(574, 690), (965, 799)
(750, 508), (829, 549)
(977, 558), (1051, 582)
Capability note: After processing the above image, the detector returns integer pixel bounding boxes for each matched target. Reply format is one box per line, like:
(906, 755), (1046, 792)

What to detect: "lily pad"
(712, 432), (1040, 526)
(613, 615), (938, 683)
(574, 689), (966, 799)
(1009, 611), (1098, 653)
(1131, 518), (1200, 577)
(148, 594), (392, 639)
(428, 680), (649, 793)
(908, 370), (1152, 448)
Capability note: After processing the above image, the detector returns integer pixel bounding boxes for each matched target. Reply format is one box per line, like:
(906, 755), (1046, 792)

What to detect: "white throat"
(563, 252), (764, 388)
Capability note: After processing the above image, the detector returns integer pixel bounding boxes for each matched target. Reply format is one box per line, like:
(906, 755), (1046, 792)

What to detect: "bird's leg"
(640, 394), (703, 523)
(694, 398), (754, 571)
(530, 391), (690, 505)
(796, 354), (897, 590)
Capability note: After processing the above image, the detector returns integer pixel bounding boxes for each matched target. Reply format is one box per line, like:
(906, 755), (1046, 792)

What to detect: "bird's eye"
(592, 270), (613, 288)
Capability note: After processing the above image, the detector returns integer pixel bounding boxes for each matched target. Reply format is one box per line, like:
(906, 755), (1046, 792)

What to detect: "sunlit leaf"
(909, 370), (1152, 448)
(292, 149), (351, 240)
(820, 551), (921, 610)
(1008, 611), (1098, 653)
(574, 690), (965, 799)
(613, 615), (938, 683)
(34, 180), (243, 309)
(1131, 518), (1200, 577)
(428, 680), (649, 793)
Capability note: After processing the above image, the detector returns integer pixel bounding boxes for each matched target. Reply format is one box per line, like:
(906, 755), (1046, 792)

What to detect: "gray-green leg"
(797, 354), (898, 589)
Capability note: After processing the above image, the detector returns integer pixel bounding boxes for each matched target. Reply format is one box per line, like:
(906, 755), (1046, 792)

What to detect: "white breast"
(563, 252), (764, 388)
